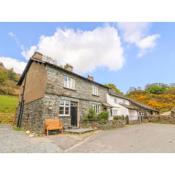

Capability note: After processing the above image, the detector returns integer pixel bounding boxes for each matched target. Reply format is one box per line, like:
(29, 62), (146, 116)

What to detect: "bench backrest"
(44, 118), (63, 129)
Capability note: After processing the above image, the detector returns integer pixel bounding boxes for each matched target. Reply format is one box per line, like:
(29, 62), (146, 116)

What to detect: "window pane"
(60, 100), (64, 106)
(65, 101), (70, 106)
(59, 107), (64, 114)
(92, 85), (98, 95)
(72, 79), (75, 89)
(65, 107), (69, 115)
(64, 76), (67, 86)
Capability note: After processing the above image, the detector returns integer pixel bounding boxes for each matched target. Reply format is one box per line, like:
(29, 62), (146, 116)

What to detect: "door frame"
(70, 101), (78, 126)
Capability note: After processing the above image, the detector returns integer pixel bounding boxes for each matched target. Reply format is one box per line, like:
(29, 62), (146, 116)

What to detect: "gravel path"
(1, 123), (175, 153)
(0, 125), (63, 153)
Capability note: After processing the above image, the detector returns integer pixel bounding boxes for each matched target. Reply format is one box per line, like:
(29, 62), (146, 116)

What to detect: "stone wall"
(21, 98), (44, 133)
(45, 65), (108, 103)
(42, 94), (103, 128)
(148, 115), (175, 124)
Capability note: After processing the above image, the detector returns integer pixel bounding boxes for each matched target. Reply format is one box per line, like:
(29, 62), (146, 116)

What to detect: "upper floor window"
(92, 85), (99, 96)
(114, 98), (117, 104)
(64, 75), (75, 90)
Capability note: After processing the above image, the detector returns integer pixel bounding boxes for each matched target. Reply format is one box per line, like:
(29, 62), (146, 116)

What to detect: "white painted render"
(107, 94), (139, 121)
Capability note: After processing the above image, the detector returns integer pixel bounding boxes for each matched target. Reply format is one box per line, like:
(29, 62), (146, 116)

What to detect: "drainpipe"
(17, 76), (27, 128)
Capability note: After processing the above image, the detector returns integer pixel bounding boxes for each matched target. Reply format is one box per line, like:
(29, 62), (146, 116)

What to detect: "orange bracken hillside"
(127, 90), (175, 112)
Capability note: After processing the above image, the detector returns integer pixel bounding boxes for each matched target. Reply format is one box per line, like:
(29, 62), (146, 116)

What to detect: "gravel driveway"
(0, 125), (63, 153)
(1, 123), (175, 153)
(68, 123), (175, 153)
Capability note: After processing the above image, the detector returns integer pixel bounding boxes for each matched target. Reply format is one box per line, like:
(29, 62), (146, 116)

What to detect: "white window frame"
(114, 98), (117, 104)
(92, 104), (101, 114)
(59, 100), (71, 116)
(92, 85), (99, 96)
(64, 75), (75, 90)
(112, 109), (118, 116)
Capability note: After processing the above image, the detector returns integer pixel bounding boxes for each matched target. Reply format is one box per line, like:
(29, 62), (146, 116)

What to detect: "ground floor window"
(92, 104), (101, 114)
(59, 100), (70, 116)
(139, 111), (144, 116)
(112, 109), (118, 116)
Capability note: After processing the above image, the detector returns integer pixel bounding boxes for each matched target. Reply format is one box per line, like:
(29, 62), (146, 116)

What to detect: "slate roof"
(109, 90), (158, 112)
(17, 52), (109, 89)
(119, 103), (138, 110)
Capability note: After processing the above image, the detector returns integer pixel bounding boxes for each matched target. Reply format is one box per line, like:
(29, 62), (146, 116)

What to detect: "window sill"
(59, 115), (70, 117)
(92, 94), (99, 97)
(63, 87), (76, 91)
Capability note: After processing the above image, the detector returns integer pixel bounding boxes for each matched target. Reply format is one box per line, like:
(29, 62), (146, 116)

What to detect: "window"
(64, 75), (75, 89)
(112, 109), (118, 116)
(92, 104), (101, 114)
(114, 98), (117, 104)
(59, 100), (70, 116)
(92, 85), (99, 96)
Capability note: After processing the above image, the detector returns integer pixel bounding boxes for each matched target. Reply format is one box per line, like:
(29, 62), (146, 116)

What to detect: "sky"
(0, 22), (174, 93)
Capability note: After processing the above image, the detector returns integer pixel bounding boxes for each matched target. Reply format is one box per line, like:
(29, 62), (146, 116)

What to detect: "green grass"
(0, 95), (18, 124)
(0, 95), (18, 113)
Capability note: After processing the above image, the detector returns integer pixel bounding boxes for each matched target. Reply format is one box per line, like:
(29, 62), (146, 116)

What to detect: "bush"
(83, 108), (97, 122)
(97, 111), (109, 124)
(145, 85), (168, 94)
(113, 115), (125, 120)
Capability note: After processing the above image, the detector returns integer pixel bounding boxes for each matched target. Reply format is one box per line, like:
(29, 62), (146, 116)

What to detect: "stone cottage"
(16, 52), (110, 133)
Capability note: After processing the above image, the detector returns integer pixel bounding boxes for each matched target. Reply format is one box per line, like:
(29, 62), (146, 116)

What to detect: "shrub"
(97, 111), (109, 124)
(113, 115), (125, 120)
(83, 108), (97, 122)
(98, 111), (108, 120)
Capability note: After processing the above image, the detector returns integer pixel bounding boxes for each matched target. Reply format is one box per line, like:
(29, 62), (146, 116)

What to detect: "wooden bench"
(44, 119), (63, 136)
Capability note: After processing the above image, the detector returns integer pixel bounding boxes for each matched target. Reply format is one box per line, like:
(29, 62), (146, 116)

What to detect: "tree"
(105, 83), (123, 94)
(8, 68), (18, 82)
(145, 84), (168, 94)
(0, 70), (8, 84)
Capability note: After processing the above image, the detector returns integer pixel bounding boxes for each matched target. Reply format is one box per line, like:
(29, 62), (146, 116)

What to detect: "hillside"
(0, 95), (18, 124)
(0, 62), (20, 95)
(0, 63), (19, 124)
(127, 84), (175, 112)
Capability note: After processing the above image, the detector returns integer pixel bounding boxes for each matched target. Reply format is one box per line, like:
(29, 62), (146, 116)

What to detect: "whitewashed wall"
(128, 110), (138, 120)
(107, 94), (139, 121)
(107, 94), (129, 117)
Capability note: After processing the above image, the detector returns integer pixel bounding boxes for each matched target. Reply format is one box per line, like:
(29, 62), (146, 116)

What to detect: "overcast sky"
(0, 22), (174, 92)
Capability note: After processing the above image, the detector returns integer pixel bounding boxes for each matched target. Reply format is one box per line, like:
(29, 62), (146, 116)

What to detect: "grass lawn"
(0, 95), (18, 113)
(0, 95), (18, 124)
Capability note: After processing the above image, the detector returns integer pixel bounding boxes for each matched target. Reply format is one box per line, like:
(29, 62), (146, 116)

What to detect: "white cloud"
(0, 56), (26, 74)
(118, 22), (160, 57)
(8, 32), (24, 50)
(22, 27), (125, 73)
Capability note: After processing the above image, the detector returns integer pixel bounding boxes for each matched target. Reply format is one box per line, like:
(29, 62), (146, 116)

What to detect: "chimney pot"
(87, 75), (94, 81)
(32, 52), (43, 60)
(64, 64), (73, 72)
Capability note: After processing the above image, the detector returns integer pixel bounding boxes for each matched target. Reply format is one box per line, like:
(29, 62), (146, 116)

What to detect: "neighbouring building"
(107, 89), (159, 122)
(16, 52), (111, 133)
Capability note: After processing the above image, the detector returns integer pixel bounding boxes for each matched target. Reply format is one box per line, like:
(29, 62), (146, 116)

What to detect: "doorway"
(71, 102), (78, 126)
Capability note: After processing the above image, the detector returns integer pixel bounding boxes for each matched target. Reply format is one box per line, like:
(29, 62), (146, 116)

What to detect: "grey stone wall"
(45, 65), (108, 103)
(42, 95), (71, 128)
(18, 64), (109, 133)
(21, 98), (44, 133)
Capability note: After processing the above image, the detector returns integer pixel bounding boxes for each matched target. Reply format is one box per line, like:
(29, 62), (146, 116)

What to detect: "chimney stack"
(87, 75), (94, 81)
(64, 64), (73, 72)
(31, 52), (43, 60)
